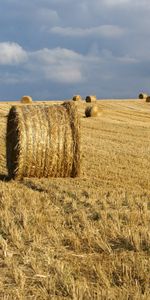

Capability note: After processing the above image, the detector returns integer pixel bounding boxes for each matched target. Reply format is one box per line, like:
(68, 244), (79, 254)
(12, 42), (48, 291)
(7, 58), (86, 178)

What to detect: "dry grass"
(85, 95), (97, 102)
(7, 102), (80, 179)
(20, 96), (33, 103)
(0, 99), (150, 299)
(85, 105), (101, 117)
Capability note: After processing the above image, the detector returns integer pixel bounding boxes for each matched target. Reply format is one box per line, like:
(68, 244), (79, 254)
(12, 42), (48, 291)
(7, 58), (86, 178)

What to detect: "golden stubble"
(0, 99), (150, 299)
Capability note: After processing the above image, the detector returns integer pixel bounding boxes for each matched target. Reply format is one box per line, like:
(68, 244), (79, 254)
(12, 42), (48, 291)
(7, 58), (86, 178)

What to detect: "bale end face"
(21, 95), (33, 103)
(85, 105), (101, 117)
(85, 95), (97, 102)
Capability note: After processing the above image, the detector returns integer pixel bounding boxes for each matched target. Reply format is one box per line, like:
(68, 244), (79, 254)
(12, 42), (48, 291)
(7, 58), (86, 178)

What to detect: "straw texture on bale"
(72, 95), (82, 101)
(21, 95), (33, 103)
(138, 93), (148, 99)
(85, 95), (97, 102)
(6, 102), (80, 179)
(85, 105), (100, 118)
(0, 103), (12, 176)
(146, 96), (150, 102)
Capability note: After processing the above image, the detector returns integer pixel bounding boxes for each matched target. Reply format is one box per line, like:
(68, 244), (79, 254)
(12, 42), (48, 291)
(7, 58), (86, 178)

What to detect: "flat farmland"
(0, 99), (150, 299)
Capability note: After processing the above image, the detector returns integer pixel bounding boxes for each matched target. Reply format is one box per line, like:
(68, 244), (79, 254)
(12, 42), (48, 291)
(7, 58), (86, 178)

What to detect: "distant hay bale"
(138, 93), (148, 99)
(85, 105), (101, 117)
(72, 95), (82, 102)
(146, 96), (150, 102)
(85, 95), (97, 102)
(6, 102), (80, 180)
(21, 95), (33, 103)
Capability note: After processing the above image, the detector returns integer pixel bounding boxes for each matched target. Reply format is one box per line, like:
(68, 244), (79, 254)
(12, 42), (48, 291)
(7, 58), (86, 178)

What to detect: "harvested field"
(0, 99), (150, 299)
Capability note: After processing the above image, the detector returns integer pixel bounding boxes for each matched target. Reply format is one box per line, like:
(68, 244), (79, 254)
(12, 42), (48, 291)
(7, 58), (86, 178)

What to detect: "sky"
(0, 0), (150, 100)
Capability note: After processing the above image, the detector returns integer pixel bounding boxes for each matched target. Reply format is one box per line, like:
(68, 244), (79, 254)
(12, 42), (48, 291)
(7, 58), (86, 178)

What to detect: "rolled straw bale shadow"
(138, 93), (148, 99)
(21, 95), (33, 103)
(6, 102), (80, 180)
(85, 105), (101, 117)
(23, 180), (48, 193)
(85, 95), (97, 103)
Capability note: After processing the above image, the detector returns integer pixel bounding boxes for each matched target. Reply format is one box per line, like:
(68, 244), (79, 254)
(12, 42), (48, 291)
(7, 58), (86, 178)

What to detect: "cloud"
(0, 40), (146, 99)
(50, 25), (124, 38)
(0, 42), (27, 65)
(28, 47), (85, 83)
(0, 44), (88, 85)
(0, 42), (138, 87)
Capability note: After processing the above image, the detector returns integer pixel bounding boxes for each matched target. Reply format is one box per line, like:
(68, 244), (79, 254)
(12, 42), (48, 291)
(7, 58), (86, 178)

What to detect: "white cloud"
(0, 42), (138, 87)
(31, 47), (83, 63)
(27, 47), (85, 83)
(50, 25), (124, 38)
(0, 42), (27, 65)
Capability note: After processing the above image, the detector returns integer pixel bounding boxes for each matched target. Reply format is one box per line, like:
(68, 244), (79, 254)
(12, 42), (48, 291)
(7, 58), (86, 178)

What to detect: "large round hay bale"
(85, 95), (97, 102)
(21, 95), (33, 103)
(72, 95), (82, 102)
(85, 105), (101, 117)
(6, 102), (80, 179)
(146, 96), (150, 102)
(138, 93), (148, 99)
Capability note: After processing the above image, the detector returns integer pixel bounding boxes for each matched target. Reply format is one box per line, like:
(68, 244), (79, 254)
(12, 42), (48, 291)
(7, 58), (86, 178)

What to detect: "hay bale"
(6, 102), (80, 179)
(85, 95), (97, 102)
(85, 105), (101, 117)
(138, 93), (148, 99)
(146, 96), (150, 102)
(21, 95), (33, 103)
(72, 95), (82, 102)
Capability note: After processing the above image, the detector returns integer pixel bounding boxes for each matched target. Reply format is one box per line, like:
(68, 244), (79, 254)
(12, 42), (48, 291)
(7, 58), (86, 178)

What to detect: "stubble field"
(0, 99), (150, 299)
